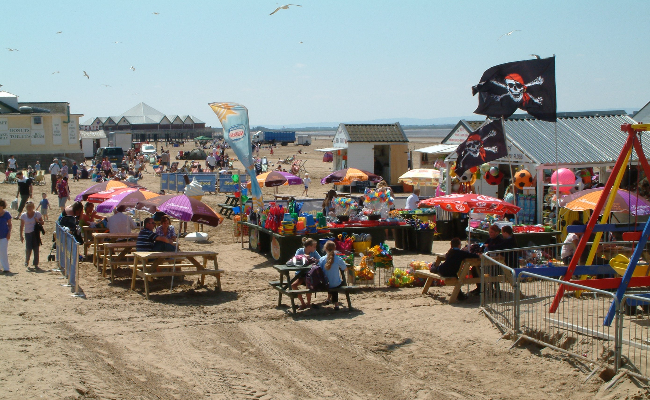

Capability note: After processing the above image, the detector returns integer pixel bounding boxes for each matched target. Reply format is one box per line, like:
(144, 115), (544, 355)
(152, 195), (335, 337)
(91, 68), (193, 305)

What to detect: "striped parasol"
(320, 168), (382, 186)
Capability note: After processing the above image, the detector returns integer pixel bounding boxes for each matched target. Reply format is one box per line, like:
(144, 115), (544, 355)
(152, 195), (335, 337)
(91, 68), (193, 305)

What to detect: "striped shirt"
(136, 228), (158, 252)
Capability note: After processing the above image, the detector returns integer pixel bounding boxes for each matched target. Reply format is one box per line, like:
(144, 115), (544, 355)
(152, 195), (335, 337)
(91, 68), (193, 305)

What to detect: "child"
(37, 193), (50, 221)
(71, 161), (79, 181)
(292, 238), (321, 310)
(319, 240), (348, 310)
(301, 173), (311, 197)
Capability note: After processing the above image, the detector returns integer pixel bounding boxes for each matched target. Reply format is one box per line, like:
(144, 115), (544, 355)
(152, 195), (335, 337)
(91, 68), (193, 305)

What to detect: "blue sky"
(2, 0), (649, 127)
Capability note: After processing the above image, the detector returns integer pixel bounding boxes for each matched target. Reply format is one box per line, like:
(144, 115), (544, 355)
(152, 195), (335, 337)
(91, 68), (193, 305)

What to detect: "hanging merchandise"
(514, 169), (534, 189)
(484, 170), (504, 185)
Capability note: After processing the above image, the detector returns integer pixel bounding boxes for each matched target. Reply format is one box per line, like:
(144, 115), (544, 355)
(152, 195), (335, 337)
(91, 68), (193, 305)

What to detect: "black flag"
(455, 120), (508, 175)
(472, 57), (556, 122)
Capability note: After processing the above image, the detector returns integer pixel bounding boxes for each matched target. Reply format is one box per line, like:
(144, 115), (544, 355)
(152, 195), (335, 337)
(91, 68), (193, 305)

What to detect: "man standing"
(15, 171), (33, 218)
(7, 155), (17, 172)
(107, 205), (137, 234)
(206, 153), (216, 172)
(49, 158), (60, 195)
(405, 189), (420, 210)
(60, 160), (69, 179)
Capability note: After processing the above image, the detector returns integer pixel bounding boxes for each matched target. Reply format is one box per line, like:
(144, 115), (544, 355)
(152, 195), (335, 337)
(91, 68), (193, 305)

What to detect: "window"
(33, 116), (42, 124)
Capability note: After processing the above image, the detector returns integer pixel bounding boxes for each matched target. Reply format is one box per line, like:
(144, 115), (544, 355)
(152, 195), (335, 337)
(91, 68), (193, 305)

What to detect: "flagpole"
(553, 55), (560, 232)
(502, 116), (518, 225)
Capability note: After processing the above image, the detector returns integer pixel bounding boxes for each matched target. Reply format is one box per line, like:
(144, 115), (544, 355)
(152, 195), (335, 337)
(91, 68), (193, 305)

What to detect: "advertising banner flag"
(209, 102), (263, 210)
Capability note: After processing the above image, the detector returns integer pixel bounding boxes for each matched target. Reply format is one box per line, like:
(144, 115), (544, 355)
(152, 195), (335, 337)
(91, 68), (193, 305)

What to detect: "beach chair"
(153, 165), (162, 176)
(292, 159), (308, 176)
(34, 170), (45, 185)
(5, 172), (17, 184)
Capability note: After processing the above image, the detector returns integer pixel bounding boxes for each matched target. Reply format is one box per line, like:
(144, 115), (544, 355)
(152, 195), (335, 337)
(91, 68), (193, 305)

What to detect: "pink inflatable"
(551, 168), (576, 192)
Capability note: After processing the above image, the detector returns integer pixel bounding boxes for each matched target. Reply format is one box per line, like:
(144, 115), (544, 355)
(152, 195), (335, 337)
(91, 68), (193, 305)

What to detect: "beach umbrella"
(419, 194), (521, 244)
(74, 180), (140, 201)
(398, 169), (441, 186)
(136, 194), (224, 227)
(247, 171), (302, 188)
(86, 187), (137, 203)
(558, 188), (650, 215)
(320, 168), (382, 185)
(95, 189), (161, 213)
(418, 194), (521, 214)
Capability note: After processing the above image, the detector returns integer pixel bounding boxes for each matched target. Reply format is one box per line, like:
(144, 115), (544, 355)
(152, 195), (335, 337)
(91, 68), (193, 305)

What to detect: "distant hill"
(260, 116), (479, 130)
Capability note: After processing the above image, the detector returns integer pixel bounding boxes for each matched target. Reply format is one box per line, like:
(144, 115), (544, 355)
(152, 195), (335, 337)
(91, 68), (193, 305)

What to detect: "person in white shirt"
(301, 173), (311, 196)
(405, 189), (420, 210)
(206, 154), (216, 171)
(49, 158), (61, 195)
(107, 205), (137, 234)
(34, 161), (41, 172)
(7, 155), (17, 172)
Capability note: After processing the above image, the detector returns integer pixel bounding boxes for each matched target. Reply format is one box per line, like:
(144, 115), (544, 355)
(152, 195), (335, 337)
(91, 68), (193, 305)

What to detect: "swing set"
(549, 123), (650, 325)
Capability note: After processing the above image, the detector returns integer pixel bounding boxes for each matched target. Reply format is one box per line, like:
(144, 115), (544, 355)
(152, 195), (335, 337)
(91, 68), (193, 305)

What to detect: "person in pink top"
(101, 157), (112, 177)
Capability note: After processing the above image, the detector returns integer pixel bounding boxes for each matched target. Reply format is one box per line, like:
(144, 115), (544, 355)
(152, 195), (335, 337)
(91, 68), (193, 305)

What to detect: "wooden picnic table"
(92, 232), (139, 268)
(270, 264), (358, 314)
(102, 241), (137, 282)
(82, 226), (109, 258)
(130, 251), (222, 300)
(217, 194), (239, 218)
(273, 194), (294, 201)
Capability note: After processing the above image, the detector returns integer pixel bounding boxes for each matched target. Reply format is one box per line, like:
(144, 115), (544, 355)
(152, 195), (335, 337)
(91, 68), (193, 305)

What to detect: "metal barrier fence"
(480, 241), (650, 379)
(620, 294), (650, 380)
(54, 223), (84, 298)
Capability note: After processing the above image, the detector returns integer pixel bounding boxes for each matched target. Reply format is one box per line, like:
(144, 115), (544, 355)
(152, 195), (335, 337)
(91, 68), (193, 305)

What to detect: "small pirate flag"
(455, 119), (508, 176)
(472, 57), (556, 122)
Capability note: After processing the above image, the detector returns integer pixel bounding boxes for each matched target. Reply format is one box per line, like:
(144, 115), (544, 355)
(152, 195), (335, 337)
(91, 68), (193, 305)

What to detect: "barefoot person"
(0, 199), (12, 273)
(19, 201), (44, 270)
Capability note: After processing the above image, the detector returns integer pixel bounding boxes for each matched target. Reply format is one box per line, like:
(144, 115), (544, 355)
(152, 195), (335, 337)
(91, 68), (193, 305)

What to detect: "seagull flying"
(56, 31), (62, 34)
(130, 66), (136, 71)
(6, 48), (18, 51)
(152, 12), (160, 15)
(52, 71), (60, 75)
(530, 54), (541, 59)
(101, 84), (112, 87)
(299, 41), (303, 44)
(270, 4), (301, 15)
(497, 30), (521, 40)
(114, 41), (122, 44)
(83, 71), (90, 79)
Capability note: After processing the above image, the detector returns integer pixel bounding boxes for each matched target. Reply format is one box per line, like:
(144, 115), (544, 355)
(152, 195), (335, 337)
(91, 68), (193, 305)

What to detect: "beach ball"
(480, 163), (491, 174)
(489, 166), (500, 177)
(458, 170), (474, 183)
(514, 169), (534, 189)
(484, 171), (504, 185)
(551, 168), (575, 192)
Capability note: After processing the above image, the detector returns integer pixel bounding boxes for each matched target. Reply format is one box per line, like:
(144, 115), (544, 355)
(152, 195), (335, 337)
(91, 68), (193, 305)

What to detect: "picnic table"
(273, 194), (294, 201)
(269, 264), (358, 314)
(130, 251), (223, 299)
(92, 232), (139, 269)
(82, 226), (109, 258)
(102, 241), (137, 282)
(217, 194), (239, 219)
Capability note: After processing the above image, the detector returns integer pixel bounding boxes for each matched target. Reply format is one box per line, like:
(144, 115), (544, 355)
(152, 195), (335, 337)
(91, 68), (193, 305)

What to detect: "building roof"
(17, 102), (68, 114)
(504, 111), (639, 165)
(121, 102), (164, 118)
(633, 100), (650, 123)
(414, 144), (458, 155)
(341, 123), (408, 143)
(81, 102), (205, 127)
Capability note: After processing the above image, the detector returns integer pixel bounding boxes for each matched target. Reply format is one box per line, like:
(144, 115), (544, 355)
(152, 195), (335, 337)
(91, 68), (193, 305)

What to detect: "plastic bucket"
(352, 241), (371, 254)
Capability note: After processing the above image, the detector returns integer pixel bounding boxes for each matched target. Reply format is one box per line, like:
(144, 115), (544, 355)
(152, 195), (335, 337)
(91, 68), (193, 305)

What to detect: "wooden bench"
(414, 258), (482, 303)
(131, 251), (223, 300)
(217, 204), (237, 218)
(270, 264), (359, 314)
(102, 241), (138, 282)
(83, 226), (108, 259)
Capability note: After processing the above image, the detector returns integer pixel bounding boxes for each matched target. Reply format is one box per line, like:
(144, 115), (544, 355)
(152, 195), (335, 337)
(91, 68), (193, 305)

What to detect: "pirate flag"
(472, 57), (556, 122)
(455, 119), (508, 176)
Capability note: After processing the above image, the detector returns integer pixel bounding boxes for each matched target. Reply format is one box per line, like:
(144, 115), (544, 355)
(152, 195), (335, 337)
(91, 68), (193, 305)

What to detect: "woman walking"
(57, 176), (70, 213)
(20, 201), (44, 270)
(0, 199), (12, 273)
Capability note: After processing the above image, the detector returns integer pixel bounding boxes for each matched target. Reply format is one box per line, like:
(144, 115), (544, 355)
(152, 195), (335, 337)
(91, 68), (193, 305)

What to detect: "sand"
(0, 137), (645, 399)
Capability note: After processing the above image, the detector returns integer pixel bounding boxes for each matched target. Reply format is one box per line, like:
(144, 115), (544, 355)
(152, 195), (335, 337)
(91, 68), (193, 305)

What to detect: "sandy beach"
(0, 137), (644, 399)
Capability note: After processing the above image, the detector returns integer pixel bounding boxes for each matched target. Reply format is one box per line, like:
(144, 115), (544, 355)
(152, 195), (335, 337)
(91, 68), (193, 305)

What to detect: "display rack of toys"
(363, 187), (394, 219)
(332, 197), (357, 221)
(388, 268), (414, 288)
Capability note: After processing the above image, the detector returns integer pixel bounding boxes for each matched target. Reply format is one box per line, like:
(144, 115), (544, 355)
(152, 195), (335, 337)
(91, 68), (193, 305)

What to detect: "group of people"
(431, 224), (518, 300)
(290, 238), (348, 311)
(0, 197), (46, 273)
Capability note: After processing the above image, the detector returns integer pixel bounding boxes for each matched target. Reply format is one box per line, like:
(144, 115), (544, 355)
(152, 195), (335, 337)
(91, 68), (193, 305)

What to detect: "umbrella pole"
(170, 239), (179, 291)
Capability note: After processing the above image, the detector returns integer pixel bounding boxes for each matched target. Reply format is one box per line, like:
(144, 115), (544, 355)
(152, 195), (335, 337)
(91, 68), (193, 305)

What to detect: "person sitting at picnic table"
(291, 238), (321, 310)
(430, 237), (480, 299)
(155, 215), (177, 243)
(319, 240), (348, 311)
(481, 224), (504, 253)
(107, 205), (137, 234)
(405, 188), (420, 210)
(79, 202), (103, 226)
(136, 217), (176, 252)
(58, 201), (84, 243)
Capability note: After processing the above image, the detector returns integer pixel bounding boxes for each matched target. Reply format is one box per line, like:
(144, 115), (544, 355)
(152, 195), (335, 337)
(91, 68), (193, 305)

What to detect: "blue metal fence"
(55, 223), (83, 297)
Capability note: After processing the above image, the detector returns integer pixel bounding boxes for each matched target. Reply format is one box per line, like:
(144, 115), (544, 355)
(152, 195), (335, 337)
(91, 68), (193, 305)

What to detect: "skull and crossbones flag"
(472, 57), (556, 122)
(455, 119), (508, 176)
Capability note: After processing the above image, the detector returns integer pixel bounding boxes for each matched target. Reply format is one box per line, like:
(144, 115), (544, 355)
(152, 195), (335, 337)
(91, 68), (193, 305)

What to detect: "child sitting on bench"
(430, 237), (480, 299)
(291, 238), (321, 310)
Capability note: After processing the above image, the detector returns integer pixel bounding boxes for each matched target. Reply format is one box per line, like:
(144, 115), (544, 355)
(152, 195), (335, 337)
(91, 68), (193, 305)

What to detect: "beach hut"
(444, 111), (641, 224)
(79, 130), (108, 158)
(0, 91), (84, 166)
(316, 123), (409, 187)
